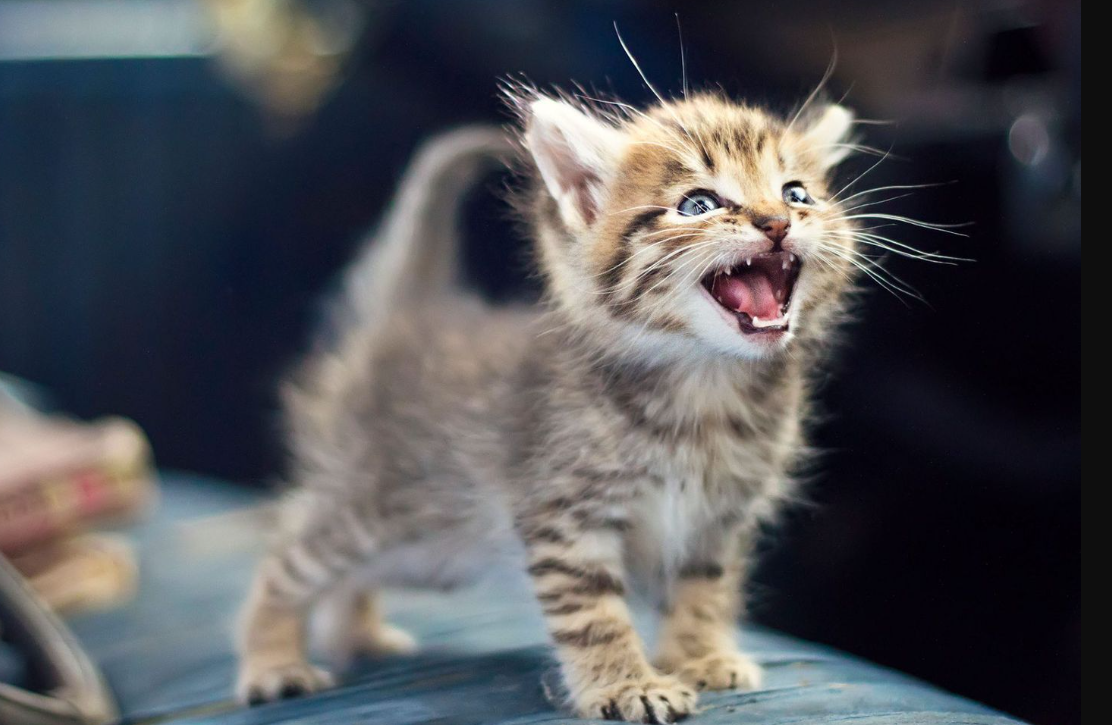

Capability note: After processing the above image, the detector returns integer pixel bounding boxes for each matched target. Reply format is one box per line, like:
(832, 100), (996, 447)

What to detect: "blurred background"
(0, 1), (1079, 724)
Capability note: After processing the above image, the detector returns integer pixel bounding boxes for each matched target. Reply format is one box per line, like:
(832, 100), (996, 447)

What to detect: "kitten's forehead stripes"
(649, 106), (784, 174)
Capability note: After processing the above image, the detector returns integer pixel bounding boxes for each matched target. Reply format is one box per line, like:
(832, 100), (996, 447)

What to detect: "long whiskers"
(786, 47), (838, 134)
(837, 193), (917, 215)
(590, 236), (719, 294)
(835, 181), (952, 206)
(613, 23), (699, 147)
(603, 239), (722, 295)
(826, 229), (970, 264)
(590, 229), (718, 282)
(814, 240), (924, 303)
(838, 212), (970, 235)
(608, 205), (677, 216)
(828, 146), (893, 203)
(675, 13), (689, 100)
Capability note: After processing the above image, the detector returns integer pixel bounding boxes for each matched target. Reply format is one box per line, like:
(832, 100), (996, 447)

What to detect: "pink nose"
(754, 216), (790, 244)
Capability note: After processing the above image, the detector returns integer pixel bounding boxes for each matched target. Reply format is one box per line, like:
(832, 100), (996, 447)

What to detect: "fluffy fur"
(234, 87), (861, 723)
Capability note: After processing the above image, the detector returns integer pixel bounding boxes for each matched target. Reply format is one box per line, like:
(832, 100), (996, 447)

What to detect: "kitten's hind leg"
(317, 586), (418, 672)
(350, 590), (418, 656)
(235, 571), (334, 704)
(235, 505), (378, 704)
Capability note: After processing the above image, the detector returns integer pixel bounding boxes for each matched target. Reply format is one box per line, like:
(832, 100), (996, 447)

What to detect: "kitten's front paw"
(236, 660), (334, 705)
(666, 651), (763, 692)
(577, 675), (697, 723)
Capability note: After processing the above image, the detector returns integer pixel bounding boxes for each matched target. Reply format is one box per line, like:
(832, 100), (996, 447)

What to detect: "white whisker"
(815, 241), (923, 303)
(836, 181), (952, 206)
(828, 147), (893, 203)
(839, 213), (970, 236)
(786, 47), (837, 134)
(613, 23), (697, 145)
(826, 230), (970, 263)
(675, 13), (688, 100)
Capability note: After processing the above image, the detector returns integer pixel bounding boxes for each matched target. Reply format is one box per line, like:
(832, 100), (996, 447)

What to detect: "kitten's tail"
(282, 127), (513, 492)
(341, 126), (514, 329)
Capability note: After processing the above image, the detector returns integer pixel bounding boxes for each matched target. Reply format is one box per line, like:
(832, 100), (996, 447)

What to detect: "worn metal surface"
(63, 473), (1026, 724)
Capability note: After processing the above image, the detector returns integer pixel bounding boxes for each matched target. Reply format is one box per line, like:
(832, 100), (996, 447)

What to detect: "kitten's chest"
(626, 473), (720, 583)
(632, 406), (784, 501)
(621, 405), (791, 573)
(626, 364), (797, 500)
(595, 359), (799, 565)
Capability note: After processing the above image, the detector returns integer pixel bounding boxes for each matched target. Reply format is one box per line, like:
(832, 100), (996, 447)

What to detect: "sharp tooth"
(782, 258), (789, 270)
(725, 269), (732, 276)
(789, 253), (796, 262)
(716, 295), (724, 303)
(752, 316), (760, 324)
(746, 257), (752, 266)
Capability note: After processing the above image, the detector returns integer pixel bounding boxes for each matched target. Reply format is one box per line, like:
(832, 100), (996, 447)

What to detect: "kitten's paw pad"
(236, 661), (334, 705)
(672, 652), (763, 691)
(579, 676), (697, 723)
(358, 623), (418, 657)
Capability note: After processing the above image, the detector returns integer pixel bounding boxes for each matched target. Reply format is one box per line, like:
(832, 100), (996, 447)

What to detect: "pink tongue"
(711, 272), (781, 319)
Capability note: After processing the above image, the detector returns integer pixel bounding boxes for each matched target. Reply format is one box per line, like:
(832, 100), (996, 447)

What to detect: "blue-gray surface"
(62, 473), (1025, 725)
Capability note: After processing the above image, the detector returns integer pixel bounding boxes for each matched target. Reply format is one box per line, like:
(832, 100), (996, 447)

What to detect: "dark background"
(0, 1), (1080, 724)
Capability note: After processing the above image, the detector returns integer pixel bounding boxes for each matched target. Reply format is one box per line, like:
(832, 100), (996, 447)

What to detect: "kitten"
(234, 87), (860, 723)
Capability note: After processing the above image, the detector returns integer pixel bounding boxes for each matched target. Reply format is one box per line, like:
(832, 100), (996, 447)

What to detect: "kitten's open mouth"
(700, 252), (802, 335)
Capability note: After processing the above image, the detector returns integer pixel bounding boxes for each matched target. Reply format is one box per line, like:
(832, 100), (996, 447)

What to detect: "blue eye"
(782, 183), (813, 205)
(678, 192), (721, 216)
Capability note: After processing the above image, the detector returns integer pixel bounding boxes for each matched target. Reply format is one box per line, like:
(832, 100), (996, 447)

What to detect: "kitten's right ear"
(523, 97), (626, 231)
(801, 104), (856, 171)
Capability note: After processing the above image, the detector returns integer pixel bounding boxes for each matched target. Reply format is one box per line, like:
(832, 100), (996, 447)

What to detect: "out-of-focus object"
(0, 554), (119, 725)
(0, 0), (364, 126)
(9, 535), (138, 617)
(201, 0), (367, 126)
(0, 385), (140, 722)
(0, 404), (156, 555)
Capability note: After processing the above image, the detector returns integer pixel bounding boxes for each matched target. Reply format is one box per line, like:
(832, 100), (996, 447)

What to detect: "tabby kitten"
(234, 86), (859, 723)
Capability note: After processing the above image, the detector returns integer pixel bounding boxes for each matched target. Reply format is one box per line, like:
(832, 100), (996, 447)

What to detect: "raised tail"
(281, 127), (514, 484)
(340, 126), (515, 332)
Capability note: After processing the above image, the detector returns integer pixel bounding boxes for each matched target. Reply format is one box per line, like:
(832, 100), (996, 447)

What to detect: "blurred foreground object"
(9, 535), (138, 617)
(0, 385), (155, 615)
(0, 411), (155, 555)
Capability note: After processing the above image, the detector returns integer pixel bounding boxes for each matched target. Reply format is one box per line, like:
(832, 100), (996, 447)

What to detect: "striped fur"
(234, 88), (861, 723)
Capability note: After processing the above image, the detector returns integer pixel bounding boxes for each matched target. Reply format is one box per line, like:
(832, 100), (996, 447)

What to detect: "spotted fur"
(234, 89), (861, 723)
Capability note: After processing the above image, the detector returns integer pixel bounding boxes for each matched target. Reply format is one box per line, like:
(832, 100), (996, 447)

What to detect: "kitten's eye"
(782, 183), (813, 205)
(678, 192), (721, 216)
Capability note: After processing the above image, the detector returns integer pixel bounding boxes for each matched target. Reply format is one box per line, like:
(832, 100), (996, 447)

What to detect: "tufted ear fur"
(801, 104), (855, 171)
(523, 97), (627, 231)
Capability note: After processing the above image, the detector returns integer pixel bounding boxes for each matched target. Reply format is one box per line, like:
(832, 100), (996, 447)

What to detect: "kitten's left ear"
(802, 104), (855, 171)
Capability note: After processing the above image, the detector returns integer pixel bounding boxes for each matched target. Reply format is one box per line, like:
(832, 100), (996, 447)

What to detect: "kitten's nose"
(753, 215), (790, 245)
